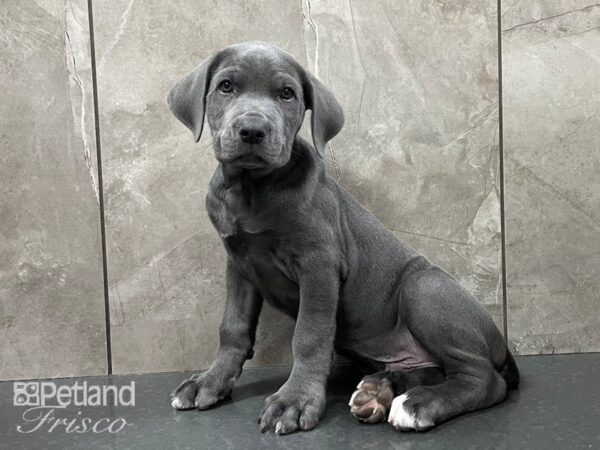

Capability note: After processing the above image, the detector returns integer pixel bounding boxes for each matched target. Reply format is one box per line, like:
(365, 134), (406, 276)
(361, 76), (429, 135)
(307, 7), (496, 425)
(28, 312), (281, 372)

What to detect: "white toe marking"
(275, 421), (283, 434)
(348, 389), (360, 407)
(171, 396), (183, 409)
(357, 380), (364, 389)
(388, 394), (399, 423)
(388, 394), (416, 429)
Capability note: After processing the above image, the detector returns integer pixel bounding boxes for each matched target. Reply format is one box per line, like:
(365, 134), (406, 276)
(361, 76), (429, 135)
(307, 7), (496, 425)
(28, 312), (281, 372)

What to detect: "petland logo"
(13, 381), (135, 434)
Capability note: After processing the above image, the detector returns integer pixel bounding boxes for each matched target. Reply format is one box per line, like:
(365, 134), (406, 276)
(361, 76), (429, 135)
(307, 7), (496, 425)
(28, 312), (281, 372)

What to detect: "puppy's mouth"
(216, 135), (287, 170)
(229, 153), (267, 169)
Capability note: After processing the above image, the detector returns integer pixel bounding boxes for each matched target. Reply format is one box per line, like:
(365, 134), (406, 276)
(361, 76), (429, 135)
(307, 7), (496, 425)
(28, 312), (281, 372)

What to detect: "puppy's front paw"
(349, 377), (394, 424)
(170, 373), (231, 411)
(258, 385), (325, 435)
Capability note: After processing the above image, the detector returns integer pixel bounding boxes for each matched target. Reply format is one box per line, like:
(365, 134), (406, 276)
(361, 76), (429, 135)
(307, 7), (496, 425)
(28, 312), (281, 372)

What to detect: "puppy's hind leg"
(349, 367), (445, 424)
(387, 267), (512, 431)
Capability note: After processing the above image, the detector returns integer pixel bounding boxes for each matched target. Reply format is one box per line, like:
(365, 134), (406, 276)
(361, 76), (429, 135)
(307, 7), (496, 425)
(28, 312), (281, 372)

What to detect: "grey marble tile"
(95, 0), (503, 374)
(305, 0), (503, 324)
(0, 0), (106, 380)
(503, 3), (600, 354)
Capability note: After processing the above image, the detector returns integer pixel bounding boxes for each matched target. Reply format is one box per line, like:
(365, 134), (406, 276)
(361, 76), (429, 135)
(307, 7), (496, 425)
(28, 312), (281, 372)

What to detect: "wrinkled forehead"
(213, 44), (304, 88)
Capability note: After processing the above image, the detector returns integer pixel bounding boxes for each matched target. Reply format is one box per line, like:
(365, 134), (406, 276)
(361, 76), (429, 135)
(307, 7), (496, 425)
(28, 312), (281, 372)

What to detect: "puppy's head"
(168, 41), (344, 172)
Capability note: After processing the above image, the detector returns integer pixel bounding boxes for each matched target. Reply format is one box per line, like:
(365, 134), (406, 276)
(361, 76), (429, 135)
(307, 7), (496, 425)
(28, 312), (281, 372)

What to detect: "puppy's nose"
(238, 118), (268, 144)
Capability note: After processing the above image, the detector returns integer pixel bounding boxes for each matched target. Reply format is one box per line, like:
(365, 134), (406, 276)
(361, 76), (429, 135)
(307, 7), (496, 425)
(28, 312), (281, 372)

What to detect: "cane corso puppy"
(167, 41), (519, 434)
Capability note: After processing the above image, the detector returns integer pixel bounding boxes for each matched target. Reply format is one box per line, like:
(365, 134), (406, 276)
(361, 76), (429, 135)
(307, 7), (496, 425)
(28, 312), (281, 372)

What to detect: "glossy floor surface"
(1, 354), (599, 449)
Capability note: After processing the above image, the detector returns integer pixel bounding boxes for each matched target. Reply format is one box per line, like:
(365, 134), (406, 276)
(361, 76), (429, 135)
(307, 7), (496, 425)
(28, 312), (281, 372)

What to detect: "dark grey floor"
(1, 353), (599, 449)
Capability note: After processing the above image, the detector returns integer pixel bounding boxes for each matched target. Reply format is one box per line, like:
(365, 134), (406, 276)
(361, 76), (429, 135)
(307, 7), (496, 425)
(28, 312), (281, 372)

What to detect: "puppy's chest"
(207, 188), (297, 279)
(207, 187), (269, 242)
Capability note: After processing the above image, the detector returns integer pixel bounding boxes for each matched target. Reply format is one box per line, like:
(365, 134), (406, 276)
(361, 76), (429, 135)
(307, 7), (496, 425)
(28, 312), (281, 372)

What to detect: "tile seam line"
(87, 0), (113, 375)
(497, 0), (509, 342)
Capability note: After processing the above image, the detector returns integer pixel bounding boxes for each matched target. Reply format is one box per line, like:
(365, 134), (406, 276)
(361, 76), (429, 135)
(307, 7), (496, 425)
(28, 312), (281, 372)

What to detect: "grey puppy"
(167, 41), (519, 435)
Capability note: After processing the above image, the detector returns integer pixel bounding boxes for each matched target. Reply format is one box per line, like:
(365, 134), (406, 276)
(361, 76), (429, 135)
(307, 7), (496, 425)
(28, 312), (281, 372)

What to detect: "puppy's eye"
(280, 87), (295, 100)
(218, 80), (233, 93)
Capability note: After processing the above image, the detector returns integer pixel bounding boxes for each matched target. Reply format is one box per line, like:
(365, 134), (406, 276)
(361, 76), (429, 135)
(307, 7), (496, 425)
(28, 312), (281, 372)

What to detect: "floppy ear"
(305, 73), (344, 157)
(167, 55), (219, 142)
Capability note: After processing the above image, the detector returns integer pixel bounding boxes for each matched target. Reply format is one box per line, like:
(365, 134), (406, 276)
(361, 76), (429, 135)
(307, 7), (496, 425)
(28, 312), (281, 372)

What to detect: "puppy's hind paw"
(349, 377), (394, 424)
(388, 393), (434, 432)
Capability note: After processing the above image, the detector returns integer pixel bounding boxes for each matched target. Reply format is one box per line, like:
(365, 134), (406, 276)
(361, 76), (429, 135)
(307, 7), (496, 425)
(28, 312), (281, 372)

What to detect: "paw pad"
(348, 378), (394, 424)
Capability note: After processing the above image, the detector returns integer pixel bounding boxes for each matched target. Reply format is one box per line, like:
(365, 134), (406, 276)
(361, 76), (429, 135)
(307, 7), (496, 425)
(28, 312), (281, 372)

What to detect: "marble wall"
(502, 2), (600, 354)
(1, 0), (597, 380)
(307, 0), (503, 326)
(0, 0), (107, 379)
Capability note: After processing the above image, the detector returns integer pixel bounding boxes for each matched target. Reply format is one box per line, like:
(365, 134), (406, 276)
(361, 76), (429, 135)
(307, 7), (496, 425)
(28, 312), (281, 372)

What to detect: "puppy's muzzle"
(235, 113), (270, 145)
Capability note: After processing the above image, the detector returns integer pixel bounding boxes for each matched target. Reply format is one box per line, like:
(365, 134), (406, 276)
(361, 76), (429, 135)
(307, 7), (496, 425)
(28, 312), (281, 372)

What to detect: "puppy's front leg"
(259, 264), (339, 434)
(171, 259), (262, 410)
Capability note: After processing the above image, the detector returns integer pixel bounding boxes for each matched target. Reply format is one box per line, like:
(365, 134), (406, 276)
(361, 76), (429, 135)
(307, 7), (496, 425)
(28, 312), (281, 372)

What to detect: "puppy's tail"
(500, 348), (520, 390)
